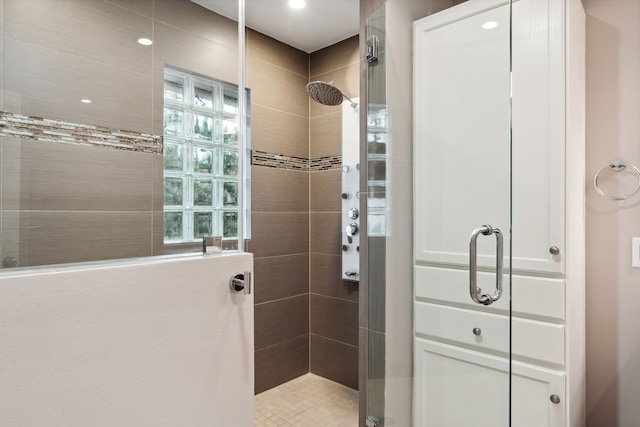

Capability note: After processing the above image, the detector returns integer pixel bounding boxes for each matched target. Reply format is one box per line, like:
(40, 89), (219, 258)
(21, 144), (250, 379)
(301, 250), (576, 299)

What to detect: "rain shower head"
(305, 81), (357, 108)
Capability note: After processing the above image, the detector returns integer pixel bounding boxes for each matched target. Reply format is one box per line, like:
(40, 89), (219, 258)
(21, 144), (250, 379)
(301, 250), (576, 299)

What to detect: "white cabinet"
(413, 0), (585, 425)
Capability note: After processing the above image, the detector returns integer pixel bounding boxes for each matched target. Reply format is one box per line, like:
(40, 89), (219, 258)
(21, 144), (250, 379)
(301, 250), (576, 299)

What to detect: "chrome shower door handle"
(469, 225), (503, 305)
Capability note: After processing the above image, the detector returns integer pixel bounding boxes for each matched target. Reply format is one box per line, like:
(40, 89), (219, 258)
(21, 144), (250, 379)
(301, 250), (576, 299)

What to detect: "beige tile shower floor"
(254, 374), (358, 427)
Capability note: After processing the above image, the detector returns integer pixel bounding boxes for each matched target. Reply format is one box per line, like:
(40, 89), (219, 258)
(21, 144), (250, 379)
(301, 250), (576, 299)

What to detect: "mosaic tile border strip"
(310, 154), (342, 171)
(0, 111), (163, 155)
(252, 150), (309, 171)
(252, 150), (342, 172)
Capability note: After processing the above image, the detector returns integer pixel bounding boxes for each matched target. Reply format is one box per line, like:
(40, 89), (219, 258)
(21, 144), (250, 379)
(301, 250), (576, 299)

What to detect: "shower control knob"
(348, 208), (359, 220)
(229, 272), (252, 295)
(346, 223), (359, 237)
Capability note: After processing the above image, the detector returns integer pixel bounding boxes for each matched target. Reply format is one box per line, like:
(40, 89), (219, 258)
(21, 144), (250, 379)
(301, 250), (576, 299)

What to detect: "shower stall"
(0, 0), (361, 425)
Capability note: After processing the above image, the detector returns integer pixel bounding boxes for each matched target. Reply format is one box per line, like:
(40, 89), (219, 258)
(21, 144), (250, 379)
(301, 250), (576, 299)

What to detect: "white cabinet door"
(414, 0), (566, 275)
(414, 1), (511, 270)
(414, 339), (565, 427)
(510, 0), (566, 274)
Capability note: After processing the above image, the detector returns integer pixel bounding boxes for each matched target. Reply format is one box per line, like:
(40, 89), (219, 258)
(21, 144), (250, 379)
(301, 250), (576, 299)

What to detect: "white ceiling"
(191, 0), (359, 53)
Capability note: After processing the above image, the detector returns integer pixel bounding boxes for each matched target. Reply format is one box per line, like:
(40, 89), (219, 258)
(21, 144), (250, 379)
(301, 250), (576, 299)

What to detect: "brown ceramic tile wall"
(309, 36), (360, 390)
(0, 0), (240, 267)
(247, 29), (311, 394)
(250, 35), (360, 393)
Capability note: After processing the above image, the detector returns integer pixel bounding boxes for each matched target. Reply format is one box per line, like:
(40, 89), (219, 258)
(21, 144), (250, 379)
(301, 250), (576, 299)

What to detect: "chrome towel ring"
(594, 160), (640, 200)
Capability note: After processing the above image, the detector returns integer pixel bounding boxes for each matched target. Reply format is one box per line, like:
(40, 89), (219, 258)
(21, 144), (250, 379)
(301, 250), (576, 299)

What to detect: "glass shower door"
(412, 1), (512, 425)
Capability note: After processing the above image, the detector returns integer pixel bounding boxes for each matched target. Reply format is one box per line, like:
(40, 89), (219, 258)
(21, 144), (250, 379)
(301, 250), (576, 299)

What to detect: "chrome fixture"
(469, 224), (503, 305)
(594, 160), (640, 201)
(366, 36), (379, 63)
(305, 81), (358, 108)
(366, 416), (379, 427)
(203, 236), (222, 254)
(229, 272), (252, 294)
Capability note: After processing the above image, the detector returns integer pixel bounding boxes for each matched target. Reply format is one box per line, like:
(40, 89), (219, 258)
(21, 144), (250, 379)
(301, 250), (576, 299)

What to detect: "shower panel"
(305, 81), (361, 281)
(341, 99), (360, 281)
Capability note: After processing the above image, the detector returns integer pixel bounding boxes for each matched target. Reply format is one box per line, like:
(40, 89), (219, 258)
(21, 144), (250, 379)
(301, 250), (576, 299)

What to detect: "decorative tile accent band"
(309, 155), (342, 172)
(252, 150), (342, 172)
(252, 150), (309, 171)
(0, 111), (163, 155)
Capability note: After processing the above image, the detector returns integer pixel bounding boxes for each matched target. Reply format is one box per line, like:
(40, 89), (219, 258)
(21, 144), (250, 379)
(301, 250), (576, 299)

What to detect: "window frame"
(162, 66), (250, 249)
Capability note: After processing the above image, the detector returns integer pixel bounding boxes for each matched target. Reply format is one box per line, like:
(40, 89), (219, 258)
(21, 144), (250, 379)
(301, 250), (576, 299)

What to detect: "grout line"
(307, 50), (312, 376)
(254, 333), (309, 353)
(309, 333), (359, 350)
(309, 292), (359, 305)
(254, 293), (309, 306)
(253, 253), (309, 260)
(252, 103), (309, 119)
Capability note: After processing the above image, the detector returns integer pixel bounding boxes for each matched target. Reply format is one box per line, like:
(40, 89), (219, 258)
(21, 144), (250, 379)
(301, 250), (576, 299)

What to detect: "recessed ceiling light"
(80, 99), (92, 104)
(137, 37), (153, 46)
(482, 21), (499, 30)
(288, 0), (306, 9)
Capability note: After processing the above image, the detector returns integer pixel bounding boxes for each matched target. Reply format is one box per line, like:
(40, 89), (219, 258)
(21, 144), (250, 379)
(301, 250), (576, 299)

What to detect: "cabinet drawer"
(415, 265), (565, 321)
(415, 302), (565, 367)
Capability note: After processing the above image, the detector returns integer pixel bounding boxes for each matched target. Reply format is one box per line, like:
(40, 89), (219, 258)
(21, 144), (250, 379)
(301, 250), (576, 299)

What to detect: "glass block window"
(163, 67), (248, 245)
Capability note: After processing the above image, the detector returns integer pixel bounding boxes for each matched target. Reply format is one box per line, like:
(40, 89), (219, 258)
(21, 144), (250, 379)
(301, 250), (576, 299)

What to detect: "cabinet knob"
(472, 327), (482, 336)
(549, 246), (560, 255)
(550, 394), (561, 404)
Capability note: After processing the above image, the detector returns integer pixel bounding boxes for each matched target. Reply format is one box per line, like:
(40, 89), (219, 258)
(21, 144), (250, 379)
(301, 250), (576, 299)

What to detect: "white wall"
(582, 1), (640, 426)
(0, 254), (254, 427)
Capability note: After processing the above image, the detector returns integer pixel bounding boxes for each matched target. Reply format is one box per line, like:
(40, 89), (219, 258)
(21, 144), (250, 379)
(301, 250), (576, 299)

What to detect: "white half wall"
(0, 253), (254, 427)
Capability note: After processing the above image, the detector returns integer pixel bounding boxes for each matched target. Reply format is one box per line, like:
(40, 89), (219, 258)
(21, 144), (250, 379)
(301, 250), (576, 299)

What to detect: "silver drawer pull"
(469, 224), (503, 306)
